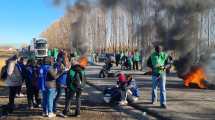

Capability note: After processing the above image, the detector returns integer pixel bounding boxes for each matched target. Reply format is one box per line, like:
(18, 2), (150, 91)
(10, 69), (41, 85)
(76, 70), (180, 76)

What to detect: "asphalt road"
(86, 64), (215, 120)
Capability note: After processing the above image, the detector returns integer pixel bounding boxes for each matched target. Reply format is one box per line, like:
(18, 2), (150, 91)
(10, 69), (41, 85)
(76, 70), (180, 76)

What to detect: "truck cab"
(33, 38), (48, 59)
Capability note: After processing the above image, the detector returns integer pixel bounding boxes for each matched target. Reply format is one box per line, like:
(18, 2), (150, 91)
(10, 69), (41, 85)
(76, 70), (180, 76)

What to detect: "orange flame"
(183, 67), (207, 89)
(78, 56), (88, 68)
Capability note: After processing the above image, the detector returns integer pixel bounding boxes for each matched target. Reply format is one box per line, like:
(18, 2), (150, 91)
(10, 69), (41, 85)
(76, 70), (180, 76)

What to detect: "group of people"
(103, 72), (140, 105)
(1, 45), (171, 119)
(93, 49), (142, 70)
(103, 45), (171, 108)
(1, 48), (86, 118)
(115, 49), (142, 70)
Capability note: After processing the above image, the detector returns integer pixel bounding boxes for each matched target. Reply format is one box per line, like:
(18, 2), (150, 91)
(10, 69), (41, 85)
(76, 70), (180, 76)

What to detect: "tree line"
(41, 0), (215, 55)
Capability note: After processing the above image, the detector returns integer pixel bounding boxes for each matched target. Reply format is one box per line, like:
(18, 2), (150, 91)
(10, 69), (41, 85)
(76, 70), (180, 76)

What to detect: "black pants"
(26, 81), (41, 108)
(17, 86), (22, 95)
(133, 61), (139, 70)
(63, 89), (82, 116)
(53, 87), (65, 112)
(17, 79), (24, 95)
(116, 60), (120, 67)
(8, 86), (20, 112)
(120, 84), (128, 101)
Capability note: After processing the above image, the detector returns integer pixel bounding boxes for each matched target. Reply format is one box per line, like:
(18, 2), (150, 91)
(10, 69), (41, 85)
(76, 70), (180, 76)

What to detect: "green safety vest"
(151, 52), (168, 74)
(69, 69), (86, 91)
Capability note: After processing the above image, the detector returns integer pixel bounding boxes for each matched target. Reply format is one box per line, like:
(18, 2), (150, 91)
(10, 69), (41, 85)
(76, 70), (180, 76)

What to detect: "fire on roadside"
(78, 56), (88, 68)
(183, 66), (208, 89)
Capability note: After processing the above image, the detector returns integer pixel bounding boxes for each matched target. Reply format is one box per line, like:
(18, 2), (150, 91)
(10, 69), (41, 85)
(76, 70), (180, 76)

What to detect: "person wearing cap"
(150, 45), (168, 109)
(117, 72), (128, 105)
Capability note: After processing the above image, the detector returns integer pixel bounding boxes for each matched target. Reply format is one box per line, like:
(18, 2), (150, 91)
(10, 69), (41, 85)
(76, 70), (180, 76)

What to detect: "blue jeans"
(42, 88), (57, 113)
(152, 73), (166, 105)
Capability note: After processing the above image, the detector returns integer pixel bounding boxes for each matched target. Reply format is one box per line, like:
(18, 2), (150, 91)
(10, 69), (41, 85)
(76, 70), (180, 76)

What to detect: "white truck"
(32, 38), (48, 59)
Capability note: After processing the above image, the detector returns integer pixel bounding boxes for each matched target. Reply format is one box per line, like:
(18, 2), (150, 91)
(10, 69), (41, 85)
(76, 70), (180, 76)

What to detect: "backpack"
(1, 65), (8, 80)
(147, 55), (153, 68)
(68, 66), (86, 91)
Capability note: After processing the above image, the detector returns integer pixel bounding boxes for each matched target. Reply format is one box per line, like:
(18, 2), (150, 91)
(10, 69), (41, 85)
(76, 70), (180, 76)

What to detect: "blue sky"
(0, 0), (76, 47)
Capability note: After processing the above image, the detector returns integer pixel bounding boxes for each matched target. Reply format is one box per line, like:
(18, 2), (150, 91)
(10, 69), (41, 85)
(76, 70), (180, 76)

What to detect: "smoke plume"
(52, 0), (215, 83)
(155, 0), (215, 77)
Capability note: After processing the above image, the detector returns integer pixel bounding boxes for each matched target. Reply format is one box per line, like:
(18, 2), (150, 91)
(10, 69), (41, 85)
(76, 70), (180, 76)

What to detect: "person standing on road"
(23, 59), (35, 110)
(53, 48), (59, 62)
(16, 57), (25, 97)
(53, 58), (67, 113)
(150, 45), (168, 108)
(5, 55), (23, 113)
(115, 52), (121, 67)
(133, 49), (141, 70)
(39, 57), (58, 118)
(23, 59), (41, 109)
(60, 61), (86, 117)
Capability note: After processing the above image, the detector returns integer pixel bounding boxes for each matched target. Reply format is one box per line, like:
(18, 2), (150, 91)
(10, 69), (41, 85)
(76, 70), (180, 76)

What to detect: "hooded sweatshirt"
(5, 60), (22, 86)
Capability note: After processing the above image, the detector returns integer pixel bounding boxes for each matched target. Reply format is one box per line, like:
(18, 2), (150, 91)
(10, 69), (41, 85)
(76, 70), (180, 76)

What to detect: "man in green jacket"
(53, 48), (59, 62)
(133, 50), (141, 70)
(150, 45), (168, 108)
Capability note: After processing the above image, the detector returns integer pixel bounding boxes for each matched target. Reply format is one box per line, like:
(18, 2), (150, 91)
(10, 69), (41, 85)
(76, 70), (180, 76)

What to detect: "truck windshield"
(37, 50), (46, 55)
(35, 43), (46, 49)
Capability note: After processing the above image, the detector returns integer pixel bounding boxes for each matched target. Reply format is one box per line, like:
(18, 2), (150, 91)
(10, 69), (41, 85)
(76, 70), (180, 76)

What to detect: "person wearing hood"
(60, 61), (86, 117)
(5, 55), (23, 113)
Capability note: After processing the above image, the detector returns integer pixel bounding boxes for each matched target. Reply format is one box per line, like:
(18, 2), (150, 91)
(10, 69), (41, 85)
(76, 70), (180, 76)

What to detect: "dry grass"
(0, 51), (13, 85)
(0, 50), (15, 58)
(0, 58), (6, 85)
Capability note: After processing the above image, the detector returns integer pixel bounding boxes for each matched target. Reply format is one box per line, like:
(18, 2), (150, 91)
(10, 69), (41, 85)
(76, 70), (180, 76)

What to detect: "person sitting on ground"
(117, 72), (129, 105)
(126, 74), (140, 103)
(105, 57), (113, 71)
(103, 73), (126, 104)
(103, 73), (140, 105)
(117, 73), (140, 105)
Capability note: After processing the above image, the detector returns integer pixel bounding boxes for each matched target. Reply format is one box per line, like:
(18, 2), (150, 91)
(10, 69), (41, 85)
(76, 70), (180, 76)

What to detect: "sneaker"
(28, 106), (33, 110)
(76, 115), (81, 118)
(34, 104), (41, 108)
(119, 100), (128, 105)
(42, 112), (48, 117)
(132, 97), (138, 102)
(161, 104), (167, 109)
(17, 93), (25, 97)
(48, 113), (56, 118)
(59, 113), (67, 118)
(151, 101), (157, 105)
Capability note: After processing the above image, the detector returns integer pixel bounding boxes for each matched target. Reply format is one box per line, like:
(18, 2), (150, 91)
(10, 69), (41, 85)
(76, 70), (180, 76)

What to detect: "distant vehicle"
(206, 51), (215, 84)
(32, 38), (48, 59)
